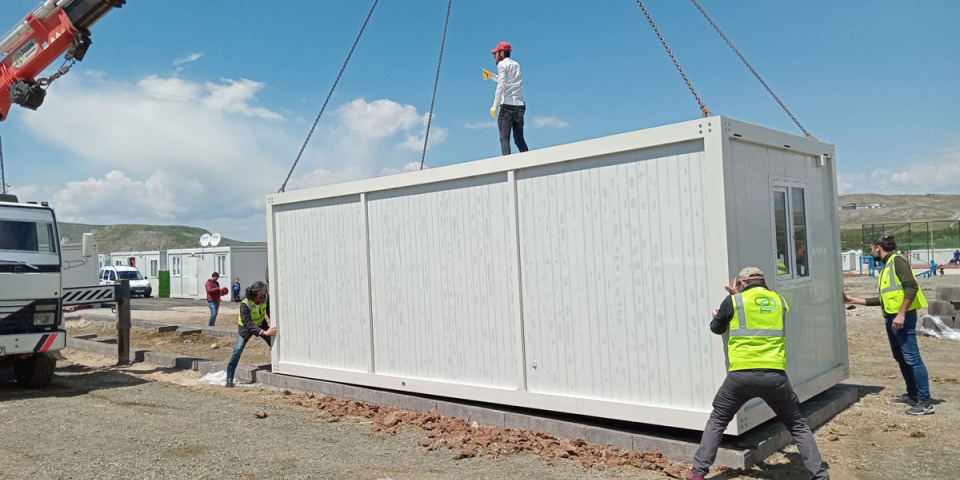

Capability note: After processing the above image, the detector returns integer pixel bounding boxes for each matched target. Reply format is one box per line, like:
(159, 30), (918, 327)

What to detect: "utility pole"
(0, 135), (6, 194)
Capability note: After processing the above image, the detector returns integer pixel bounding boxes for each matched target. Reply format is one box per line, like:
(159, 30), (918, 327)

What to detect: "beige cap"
(737, 267), (765, 281)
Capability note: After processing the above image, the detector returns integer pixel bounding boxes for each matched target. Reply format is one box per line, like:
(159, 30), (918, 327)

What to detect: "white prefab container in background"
(165, 246), (267, 299)
(266, 116), (848, 435)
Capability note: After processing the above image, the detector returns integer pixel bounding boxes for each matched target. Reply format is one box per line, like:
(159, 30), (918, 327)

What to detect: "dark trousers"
(884, 311), (930, 402)
(693, 370), (829, 480)
(226, 333), (272, 380)
(498, 104), (528, 155)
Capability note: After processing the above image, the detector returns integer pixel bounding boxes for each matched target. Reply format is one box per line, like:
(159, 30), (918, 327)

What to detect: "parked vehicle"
(99, 265), (151, 297)
(0, 193), (78, 388)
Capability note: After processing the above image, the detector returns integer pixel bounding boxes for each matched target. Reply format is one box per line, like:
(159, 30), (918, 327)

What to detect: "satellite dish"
(210, 232), (222, 247)
(199, 233), (211, 247)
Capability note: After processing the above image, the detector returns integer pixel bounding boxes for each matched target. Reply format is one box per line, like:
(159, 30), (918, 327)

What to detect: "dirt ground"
(65, 319), (273, 365)
(3, 274), (959, 479)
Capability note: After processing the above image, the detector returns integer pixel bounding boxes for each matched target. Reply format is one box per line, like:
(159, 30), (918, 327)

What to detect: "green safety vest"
(878, 254), (927, 315)
(238, 296), (268, 327)
(728, 287), (788, 371)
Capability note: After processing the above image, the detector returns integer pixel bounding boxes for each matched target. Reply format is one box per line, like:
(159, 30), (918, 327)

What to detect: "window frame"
(150, 259), (159, 278)
(170, 255), (182, 277)
(769, 176), (812, 284)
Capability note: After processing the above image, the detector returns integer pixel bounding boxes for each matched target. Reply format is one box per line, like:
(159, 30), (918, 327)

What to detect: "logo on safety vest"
(755, 297), (777, 313)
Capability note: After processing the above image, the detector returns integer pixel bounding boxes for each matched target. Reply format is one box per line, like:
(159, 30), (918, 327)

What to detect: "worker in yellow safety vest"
(844, 234), (932, 415)
(687, 267), (829, 480)
(225, 281), (277, 388)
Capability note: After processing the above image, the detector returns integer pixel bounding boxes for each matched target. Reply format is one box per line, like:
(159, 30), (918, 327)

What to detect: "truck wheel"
(14, 353), (57, 388)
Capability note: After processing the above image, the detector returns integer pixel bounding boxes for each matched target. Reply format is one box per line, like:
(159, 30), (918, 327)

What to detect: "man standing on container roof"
(489, 41), (529, 156)
(686, 267), (829, 480)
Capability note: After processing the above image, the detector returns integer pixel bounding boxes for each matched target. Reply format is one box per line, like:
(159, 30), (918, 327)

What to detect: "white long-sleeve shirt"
(492, 57), (524, 107)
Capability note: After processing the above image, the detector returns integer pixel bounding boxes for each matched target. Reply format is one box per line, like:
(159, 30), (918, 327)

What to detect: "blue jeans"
(885, 311), (931, 402)
(226, 334), (272, 380)
(207, 301), (219, 326)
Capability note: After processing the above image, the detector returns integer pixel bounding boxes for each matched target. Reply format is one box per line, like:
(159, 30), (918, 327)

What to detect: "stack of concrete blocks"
(924, 287), (960, 330)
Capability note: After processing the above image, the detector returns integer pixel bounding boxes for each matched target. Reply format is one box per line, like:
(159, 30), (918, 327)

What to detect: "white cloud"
(380, 162), (427, 176)
(337, 98), (424, 138)
(15, 73), (449, 240)
(532, 116), (570, 128)
(398, 127), (448, 151)
(838, 147), (960, 195)
(464, 121), (496, 129)
(174, 53), (202, 66)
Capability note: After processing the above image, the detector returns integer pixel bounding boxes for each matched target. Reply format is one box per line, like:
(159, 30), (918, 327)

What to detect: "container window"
(770, 182), (810, 280)
(150, 259), (158, 277)
(216, 254), (227, 276)
(170, 256), (181, 276)
(773, 190), (790, 276)
(792, 188), (809, 277)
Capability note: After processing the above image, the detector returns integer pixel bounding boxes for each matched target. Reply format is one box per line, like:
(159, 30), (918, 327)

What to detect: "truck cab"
(0, 193), (66, 387)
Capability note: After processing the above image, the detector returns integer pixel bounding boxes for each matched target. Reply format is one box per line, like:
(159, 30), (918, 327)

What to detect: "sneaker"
(890, 393), (917, 405)
(225, 378), (235, 388)
(905, 401), (934, 415)
(686, 468), (705, 480)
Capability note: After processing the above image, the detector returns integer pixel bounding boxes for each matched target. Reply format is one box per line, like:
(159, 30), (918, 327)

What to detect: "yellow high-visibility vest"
(238, 297), (268, 327)
(728, 287), (787, 371)
(878, 254), (927, 314)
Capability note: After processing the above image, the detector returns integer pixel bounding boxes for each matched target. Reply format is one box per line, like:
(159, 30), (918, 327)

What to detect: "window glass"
(150, 260), (158, 277)
(792, 188), (809, 277)
(773, 191), (790, 276)
(0, 220), (56, 253)
(117, 270), (143, 280)
(108, 270), (116, 281)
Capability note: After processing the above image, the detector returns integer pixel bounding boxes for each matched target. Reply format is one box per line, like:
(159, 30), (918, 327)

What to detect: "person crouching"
(225, 281), (277, 388)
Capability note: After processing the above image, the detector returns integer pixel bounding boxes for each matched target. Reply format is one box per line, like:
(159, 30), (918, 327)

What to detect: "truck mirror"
(81, 233), (96, 258)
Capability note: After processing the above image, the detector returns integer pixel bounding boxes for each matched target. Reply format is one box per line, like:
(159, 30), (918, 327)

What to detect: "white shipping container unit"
(266, 117), (849, 435)
(165, 246), (267, 299)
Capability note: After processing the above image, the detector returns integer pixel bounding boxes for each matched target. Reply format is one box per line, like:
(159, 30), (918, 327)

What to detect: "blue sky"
(1, 0), (958, 241)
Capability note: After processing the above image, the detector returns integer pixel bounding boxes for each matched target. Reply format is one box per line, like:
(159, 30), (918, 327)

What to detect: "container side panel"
(273, 196), (371, 371)
(726, 140), (845, 389)
(517, 141), (718, 410)
(367, 174), (519, 389)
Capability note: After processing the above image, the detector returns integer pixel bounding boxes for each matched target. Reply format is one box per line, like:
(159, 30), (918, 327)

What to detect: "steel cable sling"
(634, 0), (712, 118)
(278, 0), (380, 193)
(688, 0), (815, 139)
(420, 0), (453, 170)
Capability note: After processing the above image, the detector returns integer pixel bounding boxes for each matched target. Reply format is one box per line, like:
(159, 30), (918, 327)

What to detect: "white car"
(99, 265), (152, 298)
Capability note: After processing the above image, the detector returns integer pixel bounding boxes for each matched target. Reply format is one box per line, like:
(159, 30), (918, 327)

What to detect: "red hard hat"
(490, 41), (512, 54)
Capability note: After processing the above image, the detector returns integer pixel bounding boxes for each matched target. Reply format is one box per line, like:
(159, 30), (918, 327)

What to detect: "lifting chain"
(688, 0), (815, 140)
(635, 0), (712, 118)
(420, 0), (453, 170)
(279, 0), (380, 193)
(36, 59), (77, 87)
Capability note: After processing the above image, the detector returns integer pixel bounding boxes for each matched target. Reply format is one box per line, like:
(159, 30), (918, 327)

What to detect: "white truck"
(0, 193), (87, 387)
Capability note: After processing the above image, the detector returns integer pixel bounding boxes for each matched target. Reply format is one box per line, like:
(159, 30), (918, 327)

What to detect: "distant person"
(226, 281), (277, 388)
(844, 234), (933, 415)
(954, 249), (960, 265)
(687, 267), (829, 480)
(939, 264), (945, 276)
(232, 277), (241, 302)
(205, 272), (228, 327)
(489, 41), (528, 156)
(930, 260), (937, 276)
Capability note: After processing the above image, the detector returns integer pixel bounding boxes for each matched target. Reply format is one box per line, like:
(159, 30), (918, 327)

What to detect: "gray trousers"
(693, 369), (829, 480)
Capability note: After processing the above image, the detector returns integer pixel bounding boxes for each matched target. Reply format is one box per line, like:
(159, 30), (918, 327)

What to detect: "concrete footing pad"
(63, 334), (856, 468)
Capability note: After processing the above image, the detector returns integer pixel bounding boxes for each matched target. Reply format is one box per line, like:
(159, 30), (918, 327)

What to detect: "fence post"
(115, 279), (131, 365)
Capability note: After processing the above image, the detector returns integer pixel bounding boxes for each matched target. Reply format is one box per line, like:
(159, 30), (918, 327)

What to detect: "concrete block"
(201, 327), (237, 338)
(937, 287), (960, 302)
(65, 337), (117, 356)
(94, 337), (117, 344)
(927, 300), (957, 318)
(142, 351), (202, 370)
(175, 328), (202, 336)
(72, 333), (98, 340)
(502, 411), (544, 433)
(433, 401), (506, 427)
(582, 425), (634, 450)
(152, 325), (178, 333)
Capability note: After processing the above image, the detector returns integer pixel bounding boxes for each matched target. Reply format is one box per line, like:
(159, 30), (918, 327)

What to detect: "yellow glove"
(482, 68), (496, 80)
(490, 107), (497, 118)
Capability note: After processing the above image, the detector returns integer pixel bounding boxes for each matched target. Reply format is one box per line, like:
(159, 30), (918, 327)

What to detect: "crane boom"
(0, 0), (124, 121)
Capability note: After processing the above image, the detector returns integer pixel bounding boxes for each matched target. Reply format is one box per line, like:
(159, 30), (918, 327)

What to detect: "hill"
(58, 223), (264, 253)
(838, 194), (960, 229)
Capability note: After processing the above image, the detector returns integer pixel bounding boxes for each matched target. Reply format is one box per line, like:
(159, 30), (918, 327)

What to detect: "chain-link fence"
(862, 221), (960, 263)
